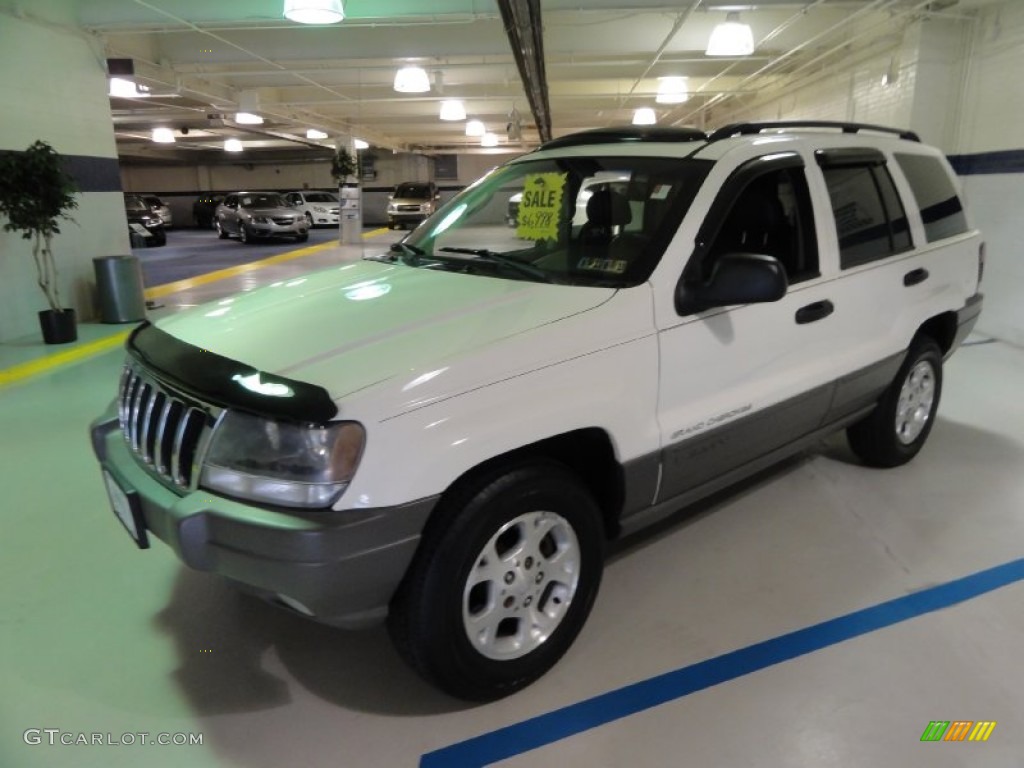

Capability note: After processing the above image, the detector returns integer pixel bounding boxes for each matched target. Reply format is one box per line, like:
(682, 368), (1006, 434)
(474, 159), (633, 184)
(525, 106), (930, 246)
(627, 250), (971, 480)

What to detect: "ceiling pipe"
(496, 0), (552, 143)
(619, 3), (700, 106)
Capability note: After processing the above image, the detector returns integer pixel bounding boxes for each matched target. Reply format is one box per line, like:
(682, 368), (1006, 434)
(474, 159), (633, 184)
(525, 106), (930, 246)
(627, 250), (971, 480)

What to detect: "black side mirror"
(676, 252), (787, 315)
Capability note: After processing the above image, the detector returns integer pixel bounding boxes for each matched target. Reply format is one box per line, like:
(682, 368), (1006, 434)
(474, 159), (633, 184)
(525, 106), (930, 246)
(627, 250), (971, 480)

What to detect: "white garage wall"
(956, 2), (1024, 346)
(713, 5), (1023, 347)
(0, 1), (129, 342)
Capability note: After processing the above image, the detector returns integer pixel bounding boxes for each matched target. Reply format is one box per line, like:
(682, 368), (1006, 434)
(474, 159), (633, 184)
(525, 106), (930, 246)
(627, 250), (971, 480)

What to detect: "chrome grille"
(272, 216), (296, 225)
(118, 364), (213, 489)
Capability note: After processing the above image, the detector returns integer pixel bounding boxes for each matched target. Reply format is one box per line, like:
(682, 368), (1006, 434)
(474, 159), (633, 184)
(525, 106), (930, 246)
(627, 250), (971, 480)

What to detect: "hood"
(155, 260), (614, 400)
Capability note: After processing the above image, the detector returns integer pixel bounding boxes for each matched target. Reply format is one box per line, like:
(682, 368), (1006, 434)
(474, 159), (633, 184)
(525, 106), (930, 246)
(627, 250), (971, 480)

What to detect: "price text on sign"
(517, 173), (567, 241)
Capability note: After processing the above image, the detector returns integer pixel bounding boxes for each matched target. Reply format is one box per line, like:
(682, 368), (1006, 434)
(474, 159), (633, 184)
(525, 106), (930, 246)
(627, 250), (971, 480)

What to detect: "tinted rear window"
(894, 153), (968, 242)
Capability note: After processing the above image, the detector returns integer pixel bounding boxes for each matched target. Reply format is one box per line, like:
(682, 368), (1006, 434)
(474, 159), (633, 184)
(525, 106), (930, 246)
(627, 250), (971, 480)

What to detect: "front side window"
(822, 164), (911, 269)
(384, 156), (710, 287)
(894, 153), (968, 242)
(703, 166), (819, 284)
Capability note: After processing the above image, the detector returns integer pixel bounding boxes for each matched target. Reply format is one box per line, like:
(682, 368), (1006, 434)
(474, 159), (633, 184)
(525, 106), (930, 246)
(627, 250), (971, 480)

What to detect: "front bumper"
(90, 409), (435, 628)
(247, 220), (307, 238)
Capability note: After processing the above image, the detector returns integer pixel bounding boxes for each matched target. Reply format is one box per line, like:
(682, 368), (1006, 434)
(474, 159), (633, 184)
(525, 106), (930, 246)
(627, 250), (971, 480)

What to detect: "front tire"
(388, 462), (604, 701)
(215, 220), (228, 239)
(847, 337), (943, 467)
(239, 225), (252, 244)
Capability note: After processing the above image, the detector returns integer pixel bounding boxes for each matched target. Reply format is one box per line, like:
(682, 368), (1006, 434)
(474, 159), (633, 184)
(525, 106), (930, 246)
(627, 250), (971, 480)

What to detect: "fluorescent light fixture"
(465, 119), (485, 137)
(235, 112), (264, 125)
(224, 139), (244, 152)
(283, 0), (344, 24)
(354, 138), (369, 150)
(394, 66), (430, 93)
(306, 128), (328, 139)
(632, 107), (657, 125)
(656, 76), (690, 104)
(439, 99), (466, 121)
(151, 127), (175, 143)
(480, 132), (499, 147)
(109, 77), (140, 98)
(706, 12), (754, 56)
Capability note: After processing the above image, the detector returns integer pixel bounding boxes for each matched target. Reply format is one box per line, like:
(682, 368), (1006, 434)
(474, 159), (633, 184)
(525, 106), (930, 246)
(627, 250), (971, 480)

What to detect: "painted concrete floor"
(2, 236), (1023, 767)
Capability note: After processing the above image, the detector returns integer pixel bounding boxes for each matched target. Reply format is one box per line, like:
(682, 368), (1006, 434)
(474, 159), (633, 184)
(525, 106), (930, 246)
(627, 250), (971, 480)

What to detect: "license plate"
(103, 470), (149, 549)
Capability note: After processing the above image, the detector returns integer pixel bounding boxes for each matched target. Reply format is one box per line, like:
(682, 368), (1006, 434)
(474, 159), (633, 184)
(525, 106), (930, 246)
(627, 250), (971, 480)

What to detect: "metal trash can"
(94, 255), (146, 323)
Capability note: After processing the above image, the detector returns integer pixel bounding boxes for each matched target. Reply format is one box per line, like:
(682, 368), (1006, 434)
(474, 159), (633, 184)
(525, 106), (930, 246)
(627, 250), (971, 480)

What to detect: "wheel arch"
(426, 427), (624, 545)
(916, 311), (957, 354)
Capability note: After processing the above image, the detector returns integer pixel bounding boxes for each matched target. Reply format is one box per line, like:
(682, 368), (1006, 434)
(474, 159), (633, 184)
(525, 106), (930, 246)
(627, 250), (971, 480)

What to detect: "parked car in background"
(215, 191), (309, 244)
(124, 194), (166, 247)
(192, 195), (223, 229)
(285, 190), (340, 227)
(139, 194), (172, 228)
(387, 181), (439, 229)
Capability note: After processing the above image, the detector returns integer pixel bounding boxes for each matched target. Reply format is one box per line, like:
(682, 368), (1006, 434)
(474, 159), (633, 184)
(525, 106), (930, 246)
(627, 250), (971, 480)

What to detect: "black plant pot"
(38, 308), (77, 345)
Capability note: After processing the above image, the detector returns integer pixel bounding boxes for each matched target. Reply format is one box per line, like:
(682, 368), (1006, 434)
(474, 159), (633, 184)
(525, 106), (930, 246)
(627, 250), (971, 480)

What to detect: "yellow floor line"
(0, 331), (131, 388)
(2, 228), (390, 387)
(145, 228), (389, 300)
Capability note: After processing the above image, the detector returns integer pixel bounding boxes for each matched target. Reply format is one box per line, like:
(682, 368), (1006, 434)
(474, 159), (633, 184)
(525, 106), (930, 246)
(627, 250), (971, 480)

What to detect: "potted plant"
(0, 140), (79, 343)
(330, 146), (358, 185)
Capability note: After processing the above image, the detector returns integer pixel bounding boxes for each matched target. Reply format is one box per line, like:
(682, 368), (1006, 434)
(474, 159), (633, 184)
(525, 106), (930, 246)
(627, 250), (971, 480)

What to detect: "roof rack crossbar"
(540, 126), (707, 151)
(707, 121), (920, 143)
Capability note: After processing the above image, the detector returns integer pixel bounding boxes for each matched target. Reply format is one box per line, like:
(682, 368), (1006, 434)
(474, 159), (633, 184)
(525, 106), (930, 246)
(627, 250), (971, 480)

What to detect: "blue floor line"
(421, 557), (1024, 767)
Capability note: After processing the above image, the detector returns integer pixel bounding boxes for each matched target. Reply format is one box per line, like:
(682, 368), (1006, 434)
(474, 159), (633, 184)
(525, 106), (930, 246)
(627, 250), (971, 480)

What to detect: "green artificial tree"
(0, 140), (79, 314)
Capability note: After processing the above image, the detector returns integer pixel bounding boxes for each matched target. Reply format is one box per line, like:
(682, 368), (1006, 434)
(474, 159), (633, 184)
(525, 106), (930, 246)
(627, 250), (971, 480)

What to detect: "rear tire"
(388, 461), (604, 701)
(847, 337), (943, 467)
(296, 233), (309, 242)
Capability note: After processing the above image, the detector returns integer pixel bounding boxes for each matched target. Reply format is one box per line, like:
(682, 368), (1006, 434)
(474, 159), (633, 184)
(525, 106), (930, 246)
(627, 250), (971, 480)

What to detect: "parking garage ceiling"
(74, 0), (1001, 163)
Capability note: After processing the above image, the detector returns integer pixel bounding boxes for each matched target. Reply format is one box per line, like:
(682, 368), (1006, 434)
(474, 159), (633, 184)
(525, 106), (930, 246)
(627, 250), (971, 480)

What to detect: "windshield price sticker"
(517, 173), (567, 241)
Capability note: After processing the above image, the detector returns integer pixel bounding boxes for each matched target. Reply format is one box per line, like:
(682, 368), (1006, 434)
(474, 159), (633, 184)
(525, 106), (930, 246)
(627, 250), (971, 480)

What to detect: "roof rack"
(707, 121), (920, 143)
(540, 126), (707, 151)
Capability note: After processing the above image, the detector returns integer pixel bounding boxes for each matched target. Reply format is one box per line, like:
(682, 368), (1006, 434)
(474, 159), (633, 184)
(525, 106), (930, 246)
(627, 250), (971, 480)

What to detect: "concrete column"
(335, 136), (363, 246)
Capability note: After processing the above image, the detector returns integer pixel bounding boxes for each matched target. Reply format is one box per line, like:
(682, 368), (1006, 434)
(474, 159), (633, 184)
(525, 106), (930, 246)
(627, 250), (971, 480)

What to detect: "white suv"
(91, 121), (983, 701)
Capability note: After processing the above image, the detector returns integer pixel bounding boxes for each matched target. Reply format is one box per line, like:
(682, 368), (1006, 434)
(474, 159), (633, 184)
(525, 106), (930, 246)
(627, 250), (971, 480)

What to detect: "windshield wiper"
(437, 247), (552, 283)
(373, 241), (426, 265)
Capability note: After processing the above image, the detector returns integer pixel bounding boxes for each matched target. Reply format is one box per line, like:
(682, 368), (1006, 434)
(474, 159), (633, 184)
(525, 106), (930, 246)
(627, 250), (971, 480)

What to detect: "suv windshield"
(389, 156), (710, 287)
(394, 183), (433, 198)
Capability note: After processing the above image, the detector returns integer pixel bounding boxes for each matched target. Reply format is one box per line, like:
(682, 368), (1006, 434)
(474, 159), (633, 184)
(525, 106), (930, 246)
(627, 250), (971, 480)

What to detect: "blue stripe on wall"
(948, 149), (1024, 175)
(421, 557), (1024, 767)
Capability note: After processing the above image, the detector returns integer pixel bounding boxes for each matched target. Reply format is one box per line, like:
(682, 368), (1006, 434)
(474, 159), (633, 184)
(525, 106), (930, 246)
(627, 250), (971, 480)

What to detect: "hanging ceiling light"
(480, 132), (499, 147)
(465, 119), (485, 137)
(354, 138), (369, 149)
(306, 128), (328, 139)
(283, 0), (344, 25)
(235, 112), (264, 125)
(632, 107), (657, 126)
(706, 12), (754, 56)
(151, 127), (175, 144)
(439, 99), (467, 121)
(224, 139), (244, 152)
(656, 76), (690, 104)
(394, 66), (431, 93)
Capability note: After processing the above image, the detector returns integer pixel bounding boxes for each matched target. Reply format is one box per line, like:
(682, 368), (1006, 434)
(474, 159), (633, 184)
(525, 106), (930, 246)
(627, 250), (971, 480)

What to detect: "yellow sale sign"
(516, 173), (567, 241)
